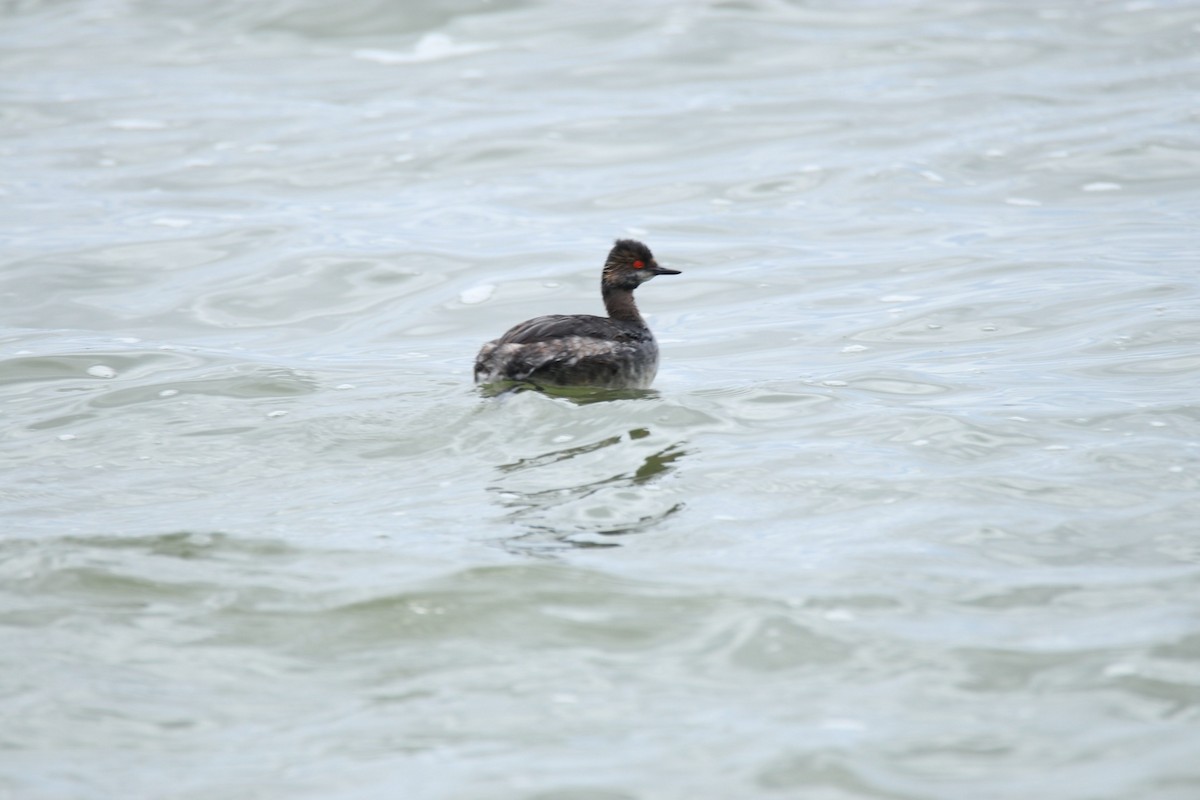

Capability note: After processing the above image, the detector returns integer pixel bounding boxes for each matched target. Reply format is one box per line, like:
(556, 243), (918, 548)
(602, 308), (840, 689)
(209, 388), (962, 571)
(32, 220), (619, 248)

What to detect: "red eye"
(633, 260), (645, 269)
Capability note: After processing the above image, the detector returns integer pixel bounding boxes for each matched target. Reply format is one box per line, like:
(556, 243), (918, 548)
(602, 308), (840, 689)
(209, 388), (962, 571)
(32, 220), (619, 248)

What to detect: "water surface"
(3, 1), (1200, 798)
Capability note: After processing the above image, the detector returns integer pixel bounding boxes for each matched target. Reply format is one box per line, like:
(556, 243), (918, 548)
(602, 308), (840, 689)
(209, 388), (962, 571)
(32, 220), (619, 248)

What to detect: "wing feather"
(496, 314), (642, 345)
(474, 315), (656, 387)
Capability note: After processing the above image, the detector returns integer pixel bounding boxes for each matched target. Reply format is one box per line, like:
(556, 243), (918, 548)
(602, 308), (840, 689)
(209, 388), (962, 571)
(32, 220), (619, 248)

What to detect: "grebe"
(474, 239), (681, 389)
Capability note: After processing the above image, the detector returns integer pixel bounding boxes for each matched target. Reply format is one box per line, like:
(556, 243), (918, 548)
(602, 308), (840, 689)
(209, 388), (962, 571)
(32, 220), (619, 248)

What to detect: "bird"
(474, 239), (681, 390)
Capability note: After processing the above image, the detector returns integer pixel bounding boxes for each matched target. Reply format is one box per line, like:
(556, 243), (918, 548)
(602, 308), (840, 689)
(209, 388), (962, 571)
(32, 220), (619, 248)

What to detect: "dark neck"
(602, 285), (645, 325)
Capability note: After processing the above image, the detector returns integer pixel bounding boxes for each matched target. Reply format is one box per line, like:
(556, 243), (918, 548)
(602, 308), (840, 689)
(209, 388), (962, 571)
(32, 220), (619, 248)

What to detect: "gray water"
(3, 1), (1200, 797)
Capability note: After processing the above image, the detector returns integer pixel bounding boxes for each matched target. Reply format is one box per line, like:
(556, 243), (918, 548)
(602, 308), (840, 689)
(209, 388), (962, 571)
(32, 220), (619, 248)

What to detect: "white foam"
(353, 34), (488, 65)
(459, 284), (495, 305)
(108, 118), (168, 130)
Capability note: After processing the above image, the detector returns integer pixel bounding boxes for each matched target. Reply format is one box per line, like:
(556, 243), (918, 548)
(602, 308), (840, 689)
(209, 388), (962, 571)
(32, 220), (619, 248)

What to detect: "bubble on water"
(87, 365), (116, 378)
(459, 284), (495, 305)
(109, 118), (168, 130)
(352, 34), (488, 65)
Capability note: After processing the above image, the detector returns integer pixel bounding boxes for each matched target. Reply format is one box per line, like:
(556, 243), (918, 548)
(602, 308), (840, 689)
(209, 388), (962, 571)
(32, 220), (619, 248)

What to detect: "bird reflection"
(489, 425), (688, 553)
